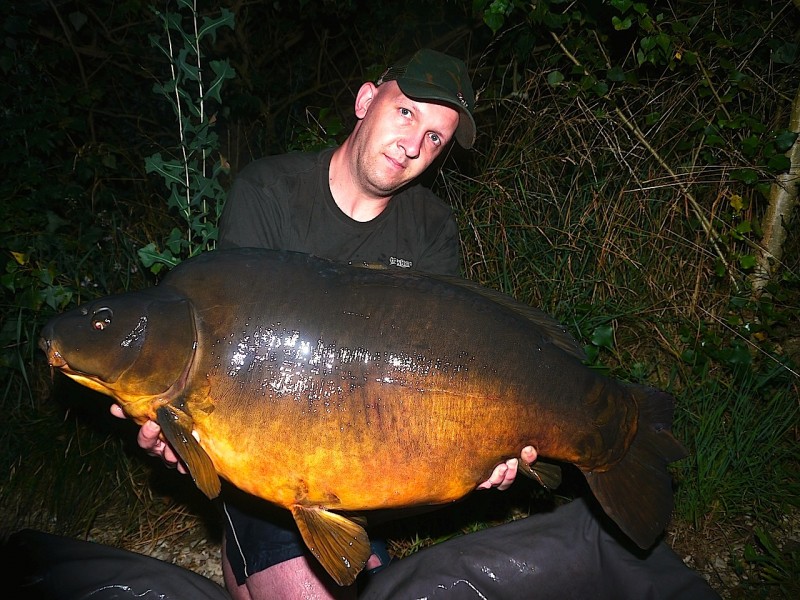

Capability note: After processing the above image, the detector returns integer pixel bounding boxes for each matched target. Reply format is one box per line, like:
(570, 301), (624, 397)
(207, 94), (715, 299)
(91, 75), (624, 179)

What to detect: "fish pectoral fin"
(155, 405), (221, 499)
(519, 460), (562, 490)
(291, 505), (370, 587)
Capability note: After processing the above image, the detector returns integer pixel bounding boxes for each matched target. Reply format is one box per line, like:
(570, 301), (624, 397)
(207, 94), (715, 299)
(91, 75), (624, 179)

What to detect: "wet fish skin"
(40, 248), (687, 586)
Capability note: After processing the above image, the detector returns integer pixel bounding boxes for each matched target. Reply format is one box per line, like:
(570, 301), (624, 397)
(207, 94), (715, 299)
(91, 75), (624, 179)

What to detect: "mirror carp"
(40, 248), (687, 586)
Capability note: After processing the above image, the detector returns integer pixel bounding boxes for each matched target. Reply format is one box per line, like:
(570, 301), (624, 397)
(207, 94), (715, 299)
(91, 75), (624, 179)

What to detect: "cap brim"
(395, 79), (476, 149)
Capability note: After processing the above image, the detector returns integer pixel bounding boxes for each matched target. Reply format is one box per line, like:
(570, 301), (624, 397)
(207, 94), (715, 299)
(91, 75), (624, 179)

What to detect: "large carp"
(40, 248), (687, 586)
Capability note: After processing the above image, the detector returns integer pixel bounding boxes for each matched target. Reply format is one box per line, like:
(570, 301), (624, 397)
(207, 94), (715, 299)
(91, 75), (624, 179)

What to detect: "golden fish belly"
(191, 386), (534, 511)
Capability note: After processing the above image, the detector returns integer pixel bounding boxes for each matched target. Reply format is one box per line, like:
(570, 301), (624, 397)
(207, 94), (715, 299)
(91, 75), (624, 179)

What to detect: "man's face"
(351, 81), (460, 197)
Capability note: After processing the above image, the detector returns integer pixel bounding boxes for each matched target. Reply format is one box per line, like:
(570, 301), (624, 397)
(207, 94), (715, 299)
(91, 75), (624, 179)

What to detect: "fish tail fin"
(584, 386), (687, 549)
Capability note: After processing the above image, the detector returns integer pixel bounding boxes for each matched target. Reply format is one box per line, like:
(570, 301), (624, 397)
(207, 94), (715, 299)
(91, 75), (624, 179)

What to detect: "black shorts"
(222, 497), (307, 586)
(222, 493), (389, 586)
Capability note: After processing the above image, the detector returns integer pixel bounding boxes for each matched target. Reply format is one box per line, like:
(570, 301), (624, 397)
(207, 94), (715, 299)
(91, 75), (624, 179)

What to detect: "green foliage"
(672, 367), (798, 525)
(2, 3), (798, 598)
(0, 2), (154, 408)
(138, 2), (236, 274)
(466, 0), (800, 564)
(286, 108), (346, 152)
(739, 527), (800, 597)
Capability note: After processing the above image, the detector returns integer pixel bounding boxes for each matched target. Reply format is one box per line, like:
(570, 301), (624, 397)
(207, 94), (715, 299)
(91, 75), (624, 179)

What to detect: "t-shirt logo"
(389, 256), (413, 269)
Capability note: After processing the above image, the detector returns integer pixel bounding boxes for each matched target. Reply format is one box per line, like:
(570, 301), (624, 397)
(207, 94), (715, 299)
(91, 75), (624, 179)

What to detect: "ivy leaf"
(591, 324), (614, 349)
(612, 16), (633, 30)
(547, 70), (565, 86)
(606, 66), (626, 82)
(610, 0), (633, 12)
(767, 154), (790, 172)
(730, 168), (759, 185)
(773, 130), (798, 153)
(738, 254), (756, 270)
(772, 42), (798, 65)
(592, 81), (609, 97)
(68, 11), (88, 33)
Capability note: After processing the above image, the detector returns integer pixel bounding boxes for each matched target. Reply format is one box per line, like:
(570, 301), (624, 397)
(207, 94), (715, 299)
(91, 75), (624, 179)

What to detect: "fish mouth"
(39, 337), (67, 368)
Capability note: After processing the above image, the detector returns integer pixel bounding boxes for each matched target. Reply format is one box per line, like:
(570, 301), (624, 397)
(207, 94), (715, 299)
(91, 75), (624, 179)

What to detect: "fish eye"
(91, 307), (113, 330)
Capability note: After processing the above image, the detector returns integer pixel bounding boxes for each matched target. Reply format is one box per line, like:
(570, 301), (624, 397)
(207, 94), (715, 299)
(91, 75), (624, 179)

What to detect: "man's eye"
(400, 107), (411, 117)
(429, 133), (442, 146)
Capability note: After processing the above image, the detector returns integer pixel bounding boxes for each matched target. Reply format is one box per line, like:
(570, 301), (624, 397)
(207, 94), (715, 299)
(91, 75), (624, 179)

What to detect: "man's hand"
(477, 445), (537, 491)
(110, 404), (187, 474)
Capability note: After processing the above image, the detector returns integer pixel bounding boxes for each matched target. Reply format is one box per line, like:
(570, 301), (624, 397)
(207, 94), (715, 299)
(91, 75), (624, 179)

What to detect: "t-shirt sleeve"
(217, 170), (284, 250)
(415, 211), (461, 277)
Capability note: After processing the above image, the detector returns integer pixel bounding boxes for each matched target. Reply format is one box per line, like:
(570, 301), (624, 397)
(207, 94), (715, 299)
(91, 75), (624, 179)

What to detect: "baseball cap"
(377, 49), (476, 149)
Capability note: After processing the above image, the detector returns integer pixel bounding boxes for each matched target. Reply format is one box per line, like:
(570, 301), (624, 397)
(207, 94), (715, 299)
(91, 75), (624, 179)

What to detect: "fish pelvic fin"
(156, 405), (221, 499)
(519, 459), (562, 490)
(583, 386), (688, 549)
(291, 505), (370, 587)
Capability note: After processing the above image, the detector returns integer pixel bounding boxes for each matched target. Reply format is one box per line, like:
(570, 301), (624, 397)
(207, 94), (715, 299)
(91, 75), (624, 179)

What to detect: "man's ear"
(354, 82), (378, 119)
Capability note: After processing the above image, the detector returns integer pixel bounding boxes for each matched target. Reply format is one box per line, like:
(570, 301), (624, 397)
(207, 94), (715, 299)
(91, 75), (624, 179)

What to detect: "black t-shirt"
(218, 148), (461, 276)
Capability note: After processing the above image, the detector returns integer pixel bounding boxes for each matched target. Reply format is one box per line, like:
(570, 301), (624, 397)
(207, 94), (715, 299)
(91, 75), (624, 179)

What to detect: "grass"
(672, 368), (799, 528)
(0, 372), (219, 550)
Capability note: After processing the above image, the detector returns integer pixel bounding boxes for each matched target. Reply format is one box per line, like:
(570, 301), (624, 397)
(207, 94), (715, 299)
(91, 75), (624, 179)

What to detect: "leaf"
(612, 16), (633, 30)
(767, 154), (790, 172)
(740, 135), (760, 158)
(729, 194), (744, 212)
(146, 153), (188, 187)
(606, 66), (626, 82)
(592, 81), (609, 97)
(177, 48), (200, 82)
(483, 12), (504, 34)
(773, 130), (798, 153)
(771, 42), (798, 65)
(738, 254), (756, 270)
(610, 0), (633, 12)
(138, 243), (179, 275)
(591, 324), (614, 349)
(166, 227), (186, 255)
(199, 9), (235, 45)
(68, 11), (88, 33)
(547, 71), (565, 86)
(730, 168), (759, 185)
(205, 60), (237, 104)
(583, 344), (599, 364)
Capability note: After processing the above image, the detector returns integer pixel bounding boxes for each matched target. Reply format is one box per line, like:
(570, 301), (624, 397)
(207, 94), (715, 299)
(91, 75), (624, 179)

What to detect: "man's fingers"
(138, 420), (163, 452)
(477, 463), (508, 489)
(496, 458), (518, 491)
(106, 410), (188, 475)
(521, 445), (537, 464)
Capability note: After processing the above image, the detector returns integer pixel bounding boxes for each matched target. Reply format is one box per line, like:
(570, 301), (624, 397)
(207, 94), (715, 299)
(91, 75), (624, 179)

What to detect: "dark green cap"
(377, 49), (476, 149)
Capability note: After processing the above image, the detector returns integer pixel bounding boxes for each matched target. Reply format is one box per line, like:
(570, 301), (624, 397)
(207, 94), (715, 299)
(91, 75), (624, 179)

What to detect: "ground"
(85, 500), (799, 599)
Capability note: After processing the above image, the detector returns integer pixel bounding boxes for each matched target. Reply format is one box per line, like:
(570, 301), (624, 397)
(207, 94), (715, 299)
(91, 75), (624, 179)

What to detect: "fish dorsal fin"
(518, 460), (563, 490)
(430, 275), (586, 362)
(156, 405), (220, 499)
(291, 505), (370, 586)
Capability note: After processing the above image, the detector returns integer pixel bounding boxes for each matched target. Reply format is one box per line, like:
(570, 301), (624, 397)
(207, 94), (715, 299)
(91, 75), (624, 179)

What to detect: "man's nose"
(399, 132), (423, 159)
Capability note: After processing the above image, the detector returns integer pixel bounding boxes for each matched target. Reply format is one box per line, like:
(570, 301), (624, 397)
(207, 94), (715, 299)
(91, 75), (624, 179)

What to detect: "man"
(113, 49), (536, 599)
(114, 49), (718, 600)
